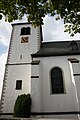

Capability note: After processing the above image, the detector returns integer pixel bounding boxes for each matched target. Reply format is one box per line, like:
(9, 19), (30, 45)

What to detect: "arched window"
(21, 27), (31, 35)
(51, 67), (64, 94)
(26, 27), (31, 35)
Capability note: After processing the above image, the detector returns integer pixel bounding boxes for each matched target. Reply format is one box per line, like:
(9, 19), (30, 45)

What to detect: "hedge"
(14, 94), (32, 118)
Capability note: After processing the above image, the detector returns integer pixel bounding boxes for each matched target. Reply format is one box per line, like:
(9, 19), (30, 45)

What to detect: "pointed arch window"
(51, 67), (64, 94)
(20, 27), (31, 35)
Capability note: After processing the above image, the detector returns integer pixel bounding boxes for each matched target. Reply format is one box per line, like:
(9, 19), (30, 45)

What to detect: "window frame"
(50, 67), (65, 94)
(15, 80), (22, 90)
(20, 27), (31, 35)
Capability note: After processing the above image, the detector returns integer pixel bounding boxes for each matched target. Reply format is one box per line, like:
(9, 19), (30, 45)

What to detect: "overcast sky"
(0, 15), (80, 98)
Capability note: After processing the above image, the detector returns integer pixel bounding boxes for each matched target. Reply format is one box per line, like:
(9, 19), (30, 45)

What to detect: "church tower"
(0, 23), (42, 113)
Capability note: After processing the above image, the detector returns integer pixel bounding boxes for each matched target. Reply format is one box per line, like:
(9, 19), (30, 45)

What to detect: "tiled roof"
(32, 40), (80, 57)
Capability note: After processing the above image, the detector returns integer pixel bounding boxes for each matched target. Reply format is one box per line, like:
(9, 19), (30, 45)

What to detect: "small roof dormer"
(69, 40), (79, 50)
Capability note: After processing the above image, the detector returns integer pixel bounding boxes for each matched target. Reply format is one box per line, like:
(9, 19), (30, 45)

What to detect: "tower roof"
(11, 22), (32, 26)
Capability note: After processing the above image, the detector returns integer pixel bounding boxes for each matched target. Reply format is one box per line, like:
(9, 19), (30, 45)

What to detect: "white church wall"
(33, 55), (80, 113)
(42, 56), (75, 112)
(9, 24), (40, 64)
(75, 76), (80, 111)
(31, 64), (39, 76)
(2, 64), (31, 113)
(31, 62), (42, 112)
(31, 78), (41, 112)
(71, 62), (80, 111)
(72, 63), (80, 74)
(1, 23), (41, 113)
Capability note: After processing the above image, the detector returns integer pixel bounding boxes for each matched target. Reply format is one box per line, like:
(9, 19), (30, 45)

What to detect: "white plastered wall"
(31, 62), (43, 112)
(2, 64), (31, 113)
(71, 61), (80, 111)
(1, 23), (41, 113)
(33, 55), (80, 114)
(9, 24), (41, 64)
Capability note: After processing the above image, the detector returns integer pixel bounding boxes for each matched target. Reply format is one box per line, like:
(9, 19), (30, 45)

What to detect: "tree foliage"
(0, 0), (80, 36)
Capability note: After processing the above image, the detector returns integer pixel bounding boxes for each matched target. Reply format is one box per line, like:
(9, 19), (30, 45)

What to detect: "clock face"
(21, 37), (29, 43)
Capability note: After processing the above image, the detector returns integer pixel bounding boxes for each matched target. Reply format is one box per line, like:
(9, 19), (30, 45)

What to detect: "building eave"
(31, 52), (80, 58)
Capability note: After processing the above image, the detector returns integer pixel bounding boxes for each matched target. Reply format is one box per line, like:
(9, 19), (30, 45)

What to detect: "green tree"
(0, 0), (80, 36)
(14, 94), (32, 118)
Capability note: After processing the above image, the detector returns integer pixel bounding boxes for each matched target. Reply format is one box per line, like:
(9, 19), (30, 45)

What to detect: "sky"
(0, 15), (80, 98)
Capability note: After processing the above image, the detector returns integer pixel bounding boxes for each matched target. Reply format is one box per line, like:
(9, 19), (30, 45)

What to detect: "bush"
(14, 94), (32, 118)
